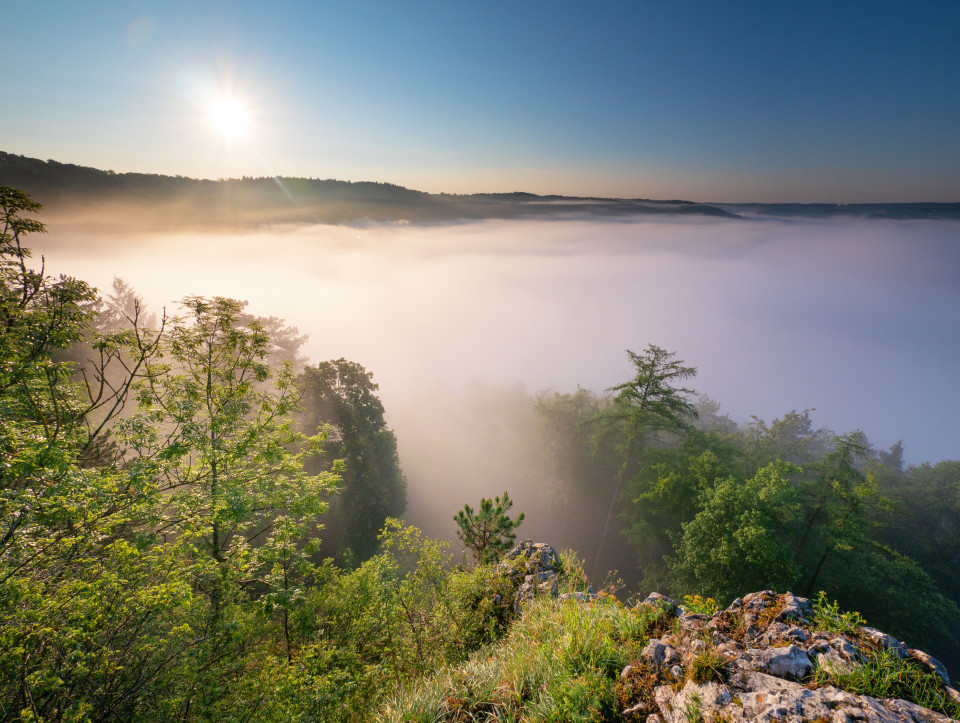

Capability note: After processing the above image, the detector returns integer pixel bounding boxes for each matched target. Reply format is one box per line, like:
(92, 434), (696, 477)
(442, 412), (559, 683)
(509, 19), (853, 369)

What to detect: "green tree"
(692, 394), (739, 435)
(533, 387), (626, 580)
(299, 358), (406, 563)
(116, 296), (342, 716)
(454, 491), (525, 564)
(622, 435), (743, 592)
(94, 276), (159, 333)
(671, 460), (802, 602)
(787, 434), (960, 648)
(0, 189), (195, 719)
(242, 311), (310, 369)
(601, 345), (698, 454)
(794, 432), (879, 596)
(877, 460), (960, 602)
(535, 387), (619, 510)
(592, 345), (698, 578)
(744, 409), (833, 468)
(121, 297), (340, 610)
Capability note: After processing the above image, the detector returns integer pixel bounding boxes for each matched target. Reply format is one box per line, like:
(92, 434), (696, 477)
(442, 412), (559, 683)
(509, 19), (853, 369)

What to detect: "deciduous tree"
(299, 359), (406, 562)
(120, 297), (341, 615)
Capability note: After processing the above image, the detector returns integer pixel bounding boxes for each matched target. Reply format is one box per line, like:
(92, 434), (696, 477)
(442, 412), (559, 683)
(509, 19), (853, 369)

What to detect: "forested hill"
(0, 151), (734, 228)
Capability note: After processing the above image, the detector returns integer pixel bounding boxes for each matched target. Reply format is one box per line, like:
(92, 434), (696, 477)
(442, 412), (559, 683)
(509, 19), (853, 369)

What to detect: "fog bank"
(37, 215), (960, 466)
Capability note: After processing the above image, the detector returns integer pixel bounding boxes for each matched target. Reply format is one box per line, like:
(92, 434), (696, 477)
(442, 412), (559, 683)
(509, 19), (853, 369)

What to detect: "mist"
(32, 213), (960, 565)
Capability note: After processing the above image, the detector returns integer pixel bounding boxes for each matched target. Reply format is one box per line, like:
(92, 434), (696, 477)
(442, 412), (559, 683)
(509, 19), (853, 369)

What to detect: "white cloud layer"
(35, 215), (960, 464)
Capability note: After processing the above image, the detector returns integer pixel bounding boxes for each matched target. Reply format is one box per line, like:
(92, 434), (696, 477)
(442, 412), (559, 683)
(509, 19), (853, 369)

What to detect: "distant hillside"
(718, 201), (960, 221)
(0, 151), (735, 229)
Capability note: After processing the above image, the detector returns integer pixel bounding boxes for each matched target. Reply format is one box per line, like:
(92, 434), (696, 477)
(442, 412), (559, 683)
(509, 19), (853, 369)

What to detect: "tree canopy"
(299, 358), (406, 563)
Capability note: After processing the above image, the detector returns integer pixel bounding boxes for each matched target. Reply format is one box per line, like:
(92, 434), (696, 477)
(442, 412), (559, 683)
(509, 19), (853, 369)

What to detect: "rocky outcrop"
(618, 590), (960, 722)
(497, 540), (569, 612)
(491, 545), (958, 721)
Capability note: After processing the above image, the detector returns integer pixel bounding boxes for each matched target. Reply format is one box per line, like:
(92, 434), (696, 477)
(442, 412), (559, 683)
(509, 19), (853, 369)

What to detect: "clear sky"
(4, 1), (960, 201)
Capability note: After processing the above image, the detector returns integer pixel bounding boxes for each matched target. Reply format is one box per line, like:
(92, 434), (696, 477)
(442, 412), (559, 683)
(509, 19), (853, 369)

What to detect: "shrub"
(288, 521), (524, 719)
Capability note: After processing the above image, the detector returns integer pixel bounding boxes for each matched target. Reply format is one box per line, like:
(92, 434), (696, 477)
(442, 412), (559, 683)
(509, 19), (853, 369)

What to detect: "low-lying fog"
(35, 214), (960, 555)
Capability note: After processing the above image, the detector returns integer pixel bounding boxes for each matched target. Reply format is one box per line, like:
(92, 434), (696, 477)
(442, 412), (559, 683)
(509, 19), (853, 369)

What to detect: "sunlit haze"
(4, 0), (960, 547)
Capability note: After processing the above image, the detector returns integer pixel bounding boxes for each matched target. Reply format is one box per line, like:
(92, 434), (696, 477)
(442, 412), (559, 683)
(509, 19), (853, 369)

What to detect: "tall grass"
(380, 595), (666, 722)
(815, 644), (960, 719)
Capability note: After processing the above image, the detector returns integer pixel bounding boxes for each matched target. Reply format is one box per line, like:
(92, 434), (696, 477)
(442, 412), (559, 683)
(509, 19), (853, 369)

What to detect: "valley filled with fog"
(39, 214), (959, 464)
(26, 210), (959, 575)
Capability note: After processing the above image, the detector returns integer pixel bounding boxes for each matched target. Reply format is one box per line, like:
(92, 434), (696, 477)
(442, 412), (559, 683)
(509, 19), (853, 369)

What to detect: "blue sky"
(4, 1), (960, 201)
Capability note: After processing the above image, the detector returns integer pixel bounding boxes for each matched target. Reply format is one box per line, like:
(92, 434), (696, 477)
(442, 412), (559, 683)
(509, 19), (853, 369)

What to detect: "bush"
(285, 521), (522, 719)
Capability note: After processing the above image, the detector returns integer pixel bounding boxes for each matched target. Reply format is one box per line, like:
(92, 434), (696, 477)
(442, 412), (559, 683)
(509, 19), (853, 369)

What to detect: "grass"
(811, 590), (867, 634)
(379, 595), (668, 721)
(815, 643), (960, 720)
(687, 647), (728, 685)
(809, 594), (960, 720)
(683, 691), (704, 723)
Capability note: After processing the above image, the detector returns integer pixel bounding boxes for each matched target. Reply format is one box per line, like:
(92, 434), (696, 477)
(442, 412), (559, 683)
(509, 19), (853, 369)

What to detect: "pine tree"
(454, 491), (525, 564)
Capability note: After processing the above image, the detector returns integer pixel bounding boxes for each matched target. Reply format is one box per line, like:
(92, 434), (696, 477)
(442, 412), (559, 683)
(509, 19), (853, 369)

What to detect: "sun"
(206, 96), (251, 140)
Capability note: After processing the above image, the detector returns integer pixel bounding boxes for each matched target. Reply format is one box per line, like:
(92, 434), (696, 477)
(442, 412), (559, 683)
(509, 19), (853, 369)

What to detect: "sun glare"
(206, 96), (251, 140)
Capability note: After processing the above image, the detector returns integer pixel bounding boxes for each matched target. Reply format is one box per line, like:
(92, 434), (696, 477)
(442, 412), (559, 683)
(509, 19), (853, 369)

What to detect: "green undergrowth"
(811, 590), (868, 634)
(815, 643), (960, 719)
(809, 593), (960, 719)
(245, 532), (635, 721)
(380, 595), (669, 722)
(226, 521), (530, 722)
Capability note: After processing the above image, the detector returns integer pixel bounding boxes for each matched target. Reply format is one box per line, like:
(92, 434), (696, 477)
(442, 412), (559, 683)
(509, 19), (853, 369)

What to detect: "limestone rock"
(654, 681), (730, 723)
(558, 590), (597, 603)
(908, 648), (951, 687)
(642, 639), (682, 669)
(757, 621), (809, 646)
(615, 589), (958, 722)
(500, 539), (559, 570)
(643, 592), (679, 615)
(816, 648), (859, 676)
(879, 697), (957, 722)
(650, 669), (954, 723)
(860, 626), (910, 659)
(497, 540), (561, 612)
(739, 644), (813, 680)
(775, 592), (813, 624)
